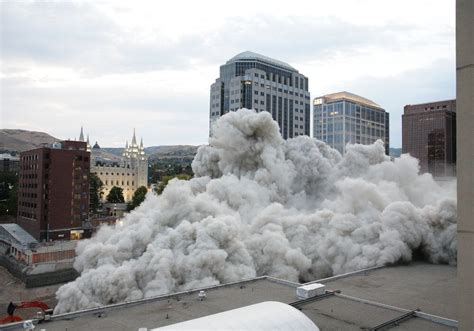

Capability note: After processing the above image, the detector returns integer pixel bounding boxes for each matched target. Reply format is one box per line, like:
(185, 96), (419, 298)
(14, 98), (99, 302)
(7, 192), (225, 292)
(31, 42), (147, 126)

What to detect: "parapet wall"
(0, 254), (78, 288)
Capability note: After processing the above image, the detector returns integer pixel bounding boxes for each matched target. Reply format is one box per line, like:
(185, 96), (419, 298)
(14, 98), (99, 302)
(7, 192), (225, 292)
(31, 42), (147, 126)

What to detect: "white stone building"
(79, 128), (148, 202)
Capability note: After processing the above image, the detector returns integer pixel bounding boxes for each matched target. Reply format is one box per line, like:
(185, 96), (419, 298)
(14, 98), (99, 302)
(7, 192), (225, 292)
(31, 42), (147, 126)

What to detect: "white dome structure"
(153, 301), (319, 331)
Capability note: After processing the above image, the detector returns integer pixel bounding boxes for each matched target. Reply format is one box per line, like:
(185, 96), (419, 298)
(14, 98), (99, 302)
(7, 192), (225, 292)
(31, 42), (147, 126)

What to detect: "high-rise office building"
(210, 51), (310, 138)
(402, 100), (456, 177)
(17, 141), (90, 241)
(313, 92), (390, 155)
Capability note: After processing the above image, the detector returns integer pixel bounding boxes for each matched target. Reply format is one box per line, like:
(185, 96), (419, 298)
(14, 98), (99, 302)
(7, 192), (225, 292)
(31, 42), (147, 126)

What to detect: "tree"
(0, 172), (18, 216)
(89, 173), (104, 214)
(127, 186), (148, 211)
(106, 186), (125, 203)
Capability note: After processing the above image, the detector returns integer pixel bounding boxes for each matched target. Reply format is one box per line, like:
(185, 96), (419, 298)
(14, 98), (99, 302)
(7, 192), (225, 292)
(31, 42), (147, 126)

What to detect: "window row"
(100, 172), (135, 176)
(20, 183), (38, 189)
(19, 211), (36, 219)
(105, 180), (134, 186)
(19, 201), (37, 208)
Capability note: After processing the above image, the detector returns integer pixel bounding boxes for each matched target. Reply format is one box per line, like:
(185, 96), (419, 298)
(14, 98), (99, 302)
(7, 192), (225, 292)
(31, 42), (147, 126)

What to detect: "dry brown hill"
(0, 129), (59, 152)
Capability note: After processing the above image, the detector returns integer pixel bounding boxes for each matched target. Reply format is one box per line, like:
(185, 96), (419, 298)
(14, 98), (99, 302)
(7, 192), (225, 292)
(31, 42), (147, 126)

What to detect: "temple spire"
(79, 126), (84, 141)
(140, 137), (143, 148)
(131, 128), (137, 145)
(86, 134), (91, 152)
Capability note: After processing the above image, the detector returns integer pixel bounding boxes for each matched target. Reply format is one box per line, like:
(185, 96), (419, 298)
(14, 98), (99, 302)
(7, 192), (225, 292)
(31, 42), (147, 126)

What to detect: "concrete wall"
(24, 268), (78, 288)
(0, 254), (25, 280)
(0, 254), (78, 287)
(456, 0), (474, 329)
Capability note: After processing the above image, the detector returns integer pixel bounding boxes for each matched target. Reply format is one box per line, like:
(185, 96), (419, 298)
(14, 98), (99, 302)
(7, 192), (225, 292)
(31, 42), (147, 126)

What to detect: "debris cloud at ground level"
(55, 109), (456, 313)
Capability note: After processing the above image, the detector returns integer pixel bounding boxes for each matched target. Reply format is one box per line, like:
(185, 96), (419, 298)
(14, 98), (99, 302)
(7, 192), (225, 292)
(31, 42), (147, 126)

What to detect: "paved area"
(0, 266), (61, 321)
(1, 262), (457, 330)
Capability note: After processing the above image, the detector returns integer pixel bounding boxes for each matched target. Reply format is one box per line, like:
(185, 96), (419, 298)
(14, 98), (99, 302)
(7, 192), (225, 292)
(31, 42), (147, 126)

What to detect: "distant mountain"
(102, 145), (200, 162)
(100, 147), (124, 157)
(389, 148), (402, 158)
(0, 128), (201, 162)
(0, 129), (121, 162)
(91, 148), (122, 163)
(147, 145), (200, 161)
(0, 129), (59, 152)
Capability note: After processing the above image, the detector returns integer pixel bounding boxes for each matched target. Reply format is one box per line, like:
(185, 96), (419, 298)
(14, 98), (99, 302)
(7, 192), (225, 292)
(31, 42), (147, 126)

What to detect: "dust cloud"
(54, 109), (456, 313)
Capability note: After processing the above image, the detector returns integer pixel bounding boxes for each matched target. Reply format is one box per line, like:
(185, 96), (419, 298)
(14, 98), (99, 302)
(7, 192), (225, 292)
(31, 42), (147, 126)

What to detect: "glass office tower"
(313, 91), (390, 155)
(210, 51), (310, 138)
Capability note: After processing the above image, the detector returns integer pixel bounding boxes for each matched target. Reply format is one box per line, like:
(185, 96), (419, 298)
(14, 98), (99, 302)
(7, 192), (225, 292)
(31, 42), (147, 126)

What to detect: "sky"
(0, 0), (455, 148)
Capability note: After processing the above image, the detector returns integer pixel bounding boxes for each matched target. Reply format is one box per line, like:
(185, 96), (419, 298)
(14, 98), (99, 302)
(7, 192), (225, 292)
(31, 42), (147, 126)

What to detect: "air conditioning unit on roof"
(296, 283), (325, 299)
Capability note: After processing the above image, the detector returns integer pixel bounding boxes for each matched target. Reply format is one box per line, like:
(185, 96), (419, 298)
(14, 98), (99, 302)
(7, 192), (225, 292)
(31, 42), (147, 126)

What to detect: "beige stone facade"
(88, 129), (148, 202)
(456, 0), (474, 329)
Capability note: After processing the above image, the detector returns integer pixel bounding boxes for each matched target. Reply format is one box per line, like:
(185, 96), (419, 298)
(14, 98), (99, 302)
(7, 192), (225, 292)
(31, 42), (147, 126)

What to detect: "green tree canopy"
(106, 186), (125, 203)
(127, 186), (148, 211)
(0, 172), (18, 216)
(89, 173), (104, 214)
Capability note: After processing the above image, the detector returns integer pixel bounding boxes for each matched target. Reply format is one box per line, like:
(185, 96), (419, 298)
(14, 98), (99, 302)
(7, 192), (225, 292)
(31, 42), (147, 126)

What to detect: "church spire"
(86, 134), (91, 152)
(131, 128), (137, 145)
(140, 137), (143, 149)
(79, 126), (84, 142)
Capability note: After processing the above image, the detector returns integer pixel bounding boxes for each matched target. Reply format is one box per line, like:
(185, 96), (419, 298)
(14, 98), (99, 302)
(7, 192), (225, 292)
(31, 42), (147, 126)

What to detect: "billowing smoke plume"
(54, 109), (456, 313)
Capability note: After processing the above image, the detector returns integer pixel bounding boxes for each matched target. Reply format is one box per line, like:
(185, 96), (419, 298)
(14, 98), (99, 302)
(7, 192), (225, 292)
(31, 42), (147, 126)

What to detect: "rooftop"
(0, 153), (19, 161)
(0, 223), (38, 247)
(3, 262), (457, 330)
(317, 91), (383, 109)
(227, 51), (297, 72)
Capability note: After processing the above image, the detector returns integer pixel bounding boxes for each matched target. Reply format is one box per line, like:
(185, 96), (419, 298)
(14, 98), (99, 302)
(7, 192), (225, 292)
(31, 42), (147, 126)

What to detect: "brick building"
(402, 100), (456, 177)
(17, 141), (90, 241)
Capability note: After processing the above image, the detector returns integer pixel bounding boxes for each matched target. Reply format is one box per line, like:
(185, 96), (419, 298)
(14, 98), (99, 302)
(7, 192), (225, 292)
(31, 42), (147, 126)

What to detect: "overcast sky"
(1, 0), (455, 148)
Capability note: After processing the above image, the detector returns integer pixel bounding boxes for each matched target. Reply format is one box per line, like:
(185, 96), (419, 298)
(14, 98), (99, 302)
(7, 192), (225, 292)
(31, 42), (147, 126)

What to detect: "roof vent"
(296, 283), (326, 299)
(198, 290), (207, 301)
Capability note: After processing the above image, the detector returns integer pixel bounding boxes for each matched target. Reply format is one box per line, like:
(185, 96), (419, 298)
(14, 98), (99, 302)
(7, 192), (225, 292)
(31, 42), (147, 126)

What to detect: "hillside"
(1, 129), (201, 162)
(102, 145), (200, 162)
(0, 130), (121, 162)
(147, 145), (200, 161)
(0, 129), (58, 152)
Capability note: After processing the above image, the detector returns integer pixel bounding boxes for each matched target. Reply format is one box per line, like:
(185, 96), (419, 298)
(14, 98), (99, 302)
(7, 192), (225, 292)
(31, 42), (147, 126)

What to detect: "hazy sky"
(1, 0), (455, 147)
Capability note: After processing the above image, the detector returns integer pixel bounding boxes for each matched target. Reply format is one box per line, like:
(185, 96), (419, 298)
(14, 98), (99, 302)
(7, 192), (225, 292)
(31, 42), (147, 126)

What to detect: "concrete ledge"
(0, 255), (78, 287)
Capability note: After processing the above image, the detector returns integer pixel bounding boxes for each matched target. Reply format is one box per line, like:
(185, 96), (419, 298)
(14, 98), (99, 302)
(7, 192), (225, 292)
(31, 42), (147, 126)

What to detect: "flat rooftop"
(3, 262), (457, 330)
